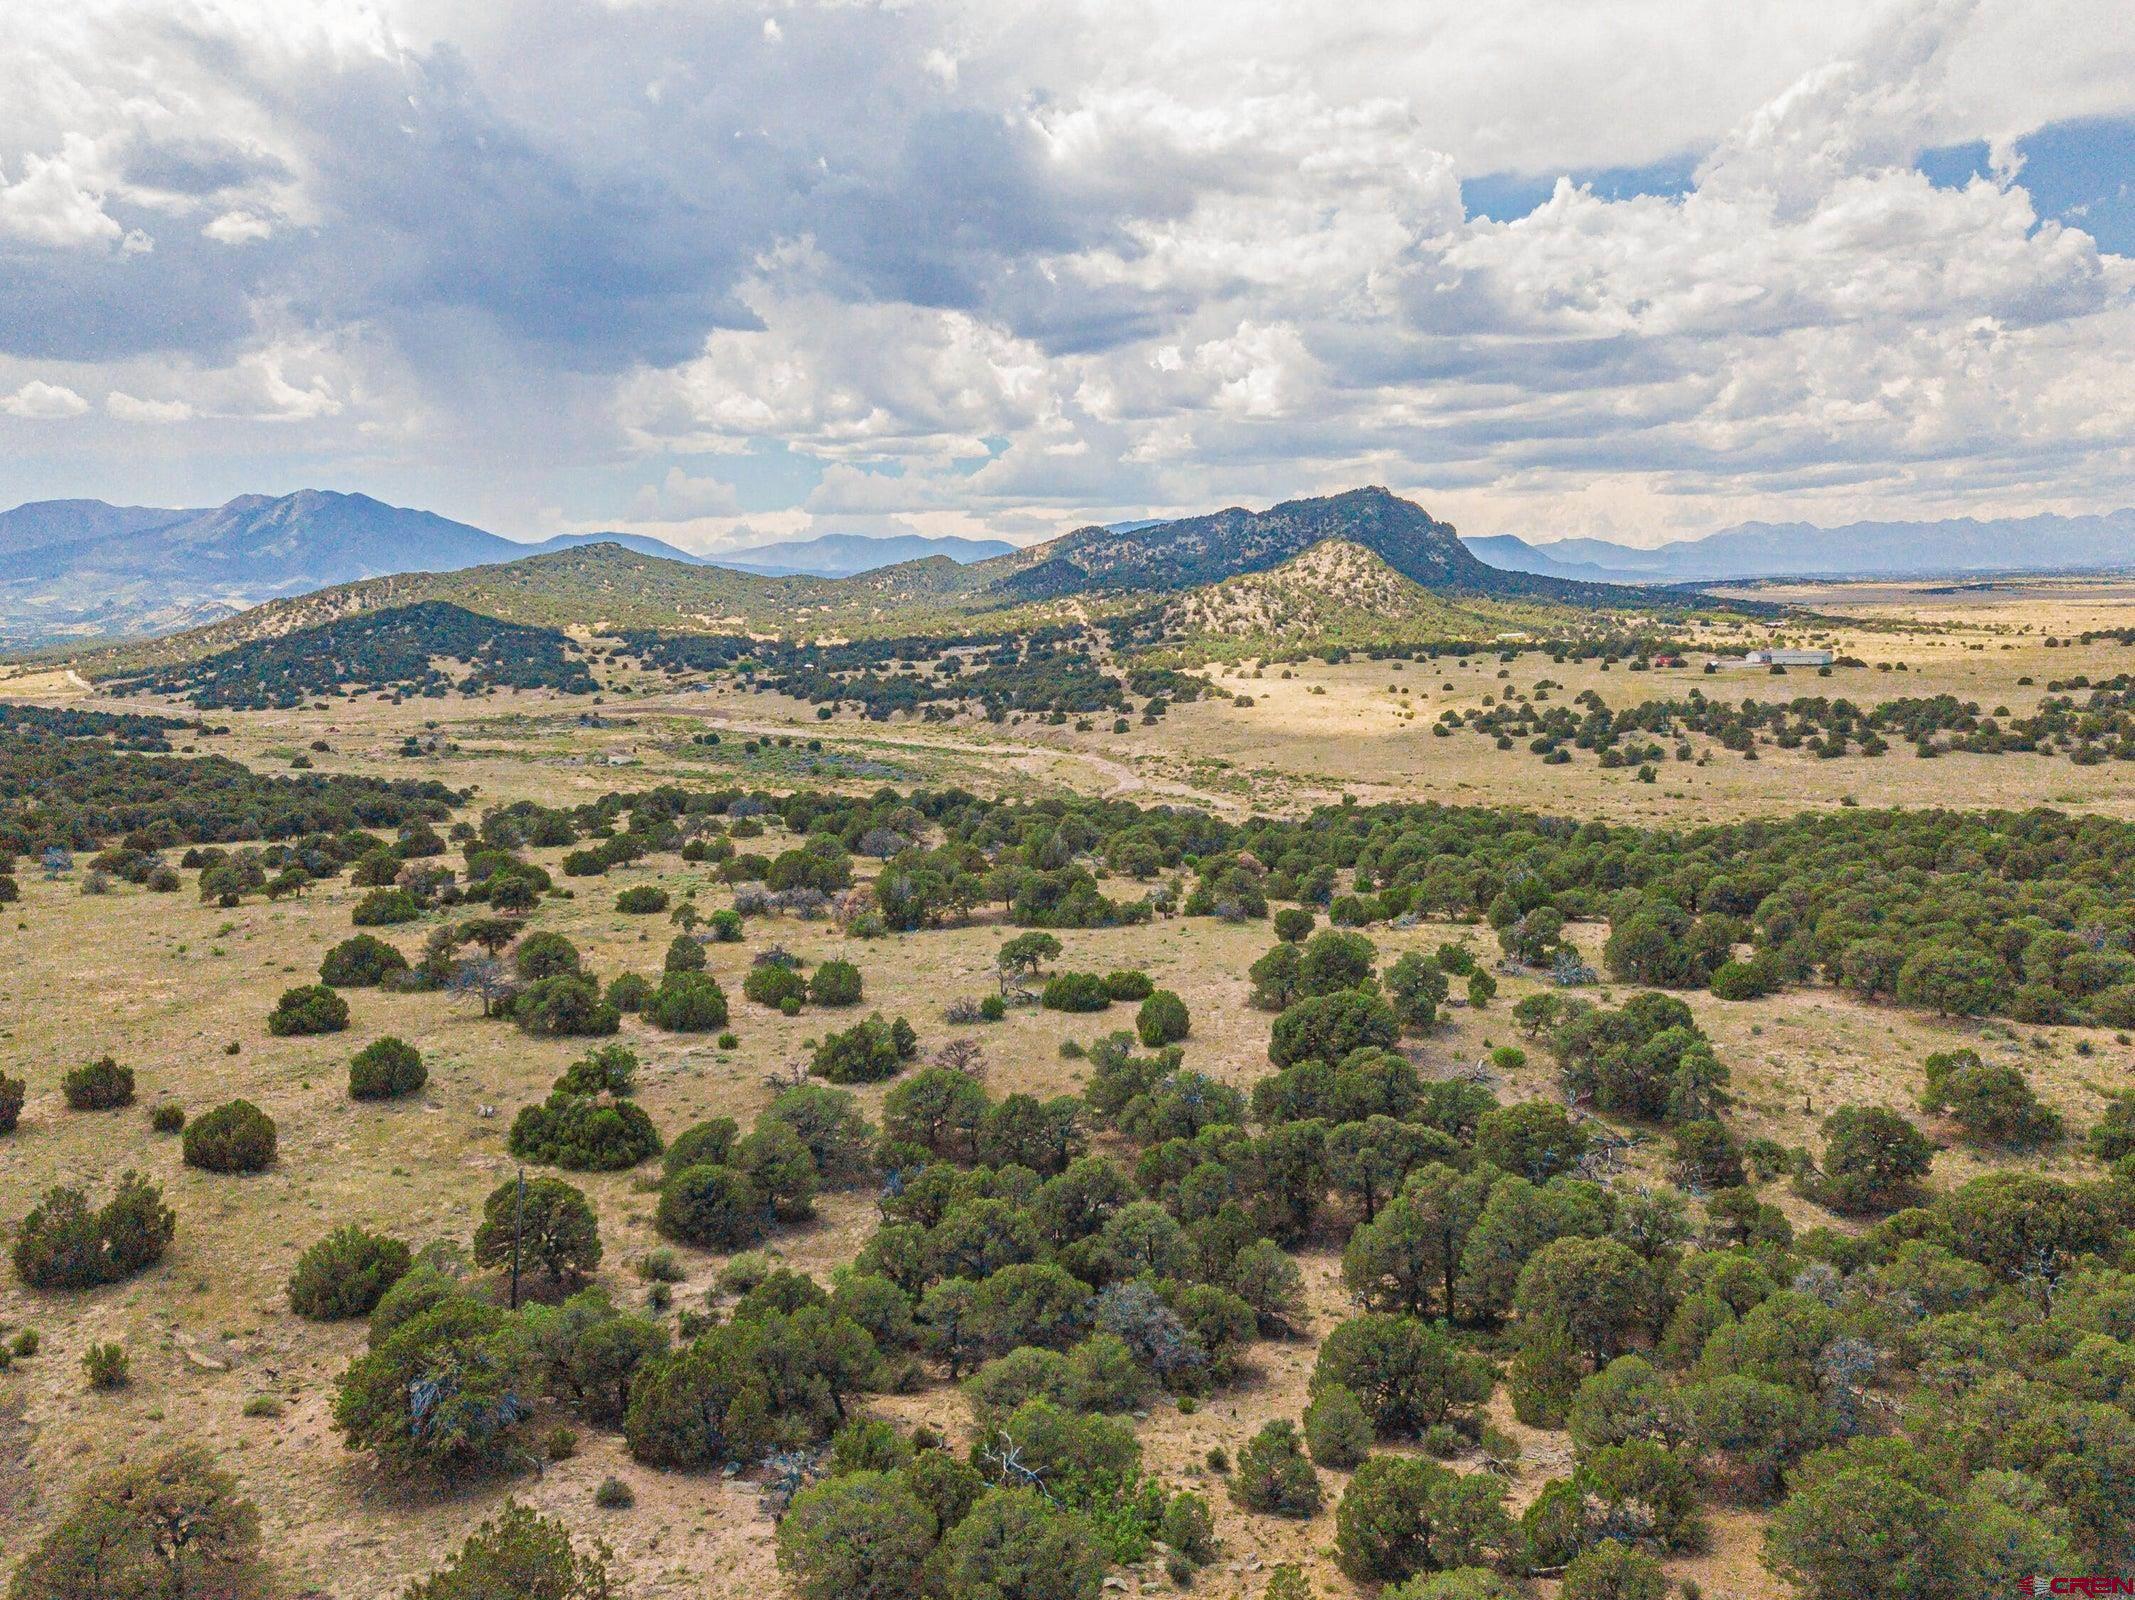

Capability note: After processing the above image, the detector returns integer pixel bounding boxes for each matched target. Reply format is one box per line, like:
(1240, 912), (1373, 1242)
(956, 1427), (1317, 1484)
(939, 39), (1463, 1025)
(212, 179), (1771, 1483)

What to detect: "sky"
(1, 0), (2133, 554)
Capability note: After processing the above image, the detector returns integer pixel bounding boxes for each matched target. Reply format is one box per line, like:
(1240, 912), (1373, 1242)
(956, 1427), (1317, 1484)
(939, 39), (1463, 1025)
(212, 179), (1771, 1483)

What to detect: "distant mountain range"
(709, 531), (1014, 578)
(13, 483), (2129, 656)
(0, 490), (1017, 645)
(79, 486), (1711, 684)
(0, 491), (513, 643)
(1465, 509), (2135, 585)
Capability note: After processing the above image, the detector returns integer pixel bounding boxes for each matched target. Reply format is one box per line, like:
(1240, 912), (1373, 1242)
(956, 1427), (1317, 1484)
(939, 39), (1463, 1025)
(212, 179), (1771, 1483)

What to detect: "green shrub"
(645, 971), (730, 1032)
(745, 963), (810, 1009)
(349, 1036), (427, 1100)
(1103, 969), (1154, 1002)
(717, 1250), (776, 1294)
(664, 1117), (740, 1176)
(513, 931), (583, 981)
(12, 1173), (174, 1289)
(1304, 1383), (1373, 1469)
(402, 1501), (618, 1598)
(813, 1015), (918, 1084)
(363, 1264), (463, 1348)
(1434, 941), (1477, 976)
(0, 1070), (22, 1135)
(333, 1299), (531, 1476)
(268, 983), (350, 1036)
(1817, 1104), (1934, 1213)
(149, 1102), (186, 1134)
(1230, 1420), (1322, 1516)
(1377, 952), (1445, 1032)
(1135, 989), (1190, 1046)
(7, 1449), (258, 1599)
(1312, 1313), (1495, 1438)
(765, 1083), (876, 1184)
(808, 959), (864, 1007)
(616, 884), (670, 914)
(1475, 1100), (1589, 1182)
(664, 934), (706, 973)
(509, 1093), (663, 1171)
(82, 1341), (129, 1389)
(472, 1176), (604, 1286)
(1041, 972), (1112, 1012)
(777, 1468), (937, 1600)
(1332, 1455), (1511, 1583)
(595, 1476), (634, 1509)
(320, 934), (410, 987)
(657, 1164), (764, 1249)
(931, 1488), (1106, 1600)
(735, 1124), (820, 1221)
(1920, 1050), (2064, 1148)
(708, 908), (744, 941)
(606, 972), (655, 1013)
(1387, 1569), (1523, 1600)
(486, 874), (541, 913)
(1516, 1477), (1584, 1567)
(1709, 958), (1774, 1001)
(1559, 1542), (1667, 1600)
(637, 1248), (686, 1283)
(1268, 990), (1400, 1067)
(1670, 1120), (1744, 1189)
(1273, 907), (1315, 942)
(183, 1099), (278, 1173)
(289, 1225), (413, 1319)
(352, 886), (421, 925)
(62, 1056), (135, 1110)
(2089, 1090), (2135, 1163)
(1330, 893), (1378, 927)
(514, 975), (620, 1038)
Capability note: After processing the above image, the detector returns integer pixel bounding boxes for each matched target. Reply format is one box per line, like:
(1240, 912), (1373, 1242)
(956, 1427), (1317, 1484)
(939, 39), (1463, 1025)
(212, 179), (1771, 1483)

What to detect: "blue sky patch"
(1918, 115), (2135, 255)
(1461, 153), (1702, 223)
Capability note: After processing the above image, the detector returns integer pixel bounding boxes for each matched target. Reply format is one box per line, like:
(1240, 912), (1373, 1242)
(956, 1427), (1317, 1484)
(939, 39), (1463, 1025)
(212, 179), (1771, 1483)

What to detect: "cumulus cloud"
(0, 142), (124, 249)
(632, 465), (740, 521)
(201, 211), (274, 244)
(1, 380), (90, 418)
(2, 0), (2132, 540)
(105, 391), (194, 423)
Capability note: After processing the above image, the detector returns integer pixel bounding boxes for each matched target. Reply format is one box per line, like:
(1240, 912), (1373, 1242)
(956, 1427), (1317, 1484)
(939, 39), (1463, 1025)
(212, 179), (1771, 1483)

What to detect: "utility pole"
(509, 1167), (525, 1310)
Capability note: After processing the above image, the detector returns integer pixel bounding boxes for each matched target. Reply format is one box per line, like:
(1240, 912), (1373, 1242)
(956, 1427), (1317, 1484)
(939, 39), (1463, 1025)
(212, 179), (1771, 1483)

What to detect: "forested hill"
(71, 489), (1764, 681)
(977, 487), (1709, 610)
(105, 602), (598, 707)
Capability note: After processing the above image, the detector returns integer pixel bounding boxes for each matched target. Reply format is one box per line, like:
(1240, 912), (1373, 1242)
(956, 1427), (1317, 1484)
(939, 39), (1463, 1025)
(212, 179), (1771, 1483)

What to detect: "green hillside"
(104, 601), (598, 707)
(77, 489), (1754, 681)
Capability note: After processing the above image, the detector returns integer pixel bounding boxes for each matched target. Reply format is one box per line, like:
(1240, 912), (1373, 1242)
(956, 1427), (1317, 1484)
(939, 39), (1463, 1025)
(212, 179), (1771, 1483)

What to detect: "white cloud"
(1, 380), (90, 418)
(4, 0), (2134, 541)
(631, 465), (740, 520)
(805, 463), (943, 516)
(620, 273), (1058, 462)
(105, 391), (194, 423)
(0, 143), (122, 249)
(202, 211), (274, 244)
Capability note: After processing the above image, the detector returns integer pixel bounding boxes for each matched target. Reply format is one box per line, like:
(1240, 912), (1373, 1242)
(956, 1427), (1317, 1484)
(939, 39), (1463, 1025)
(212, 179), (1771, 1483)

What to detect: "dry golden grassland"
(1, 581), (2132, 1598)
